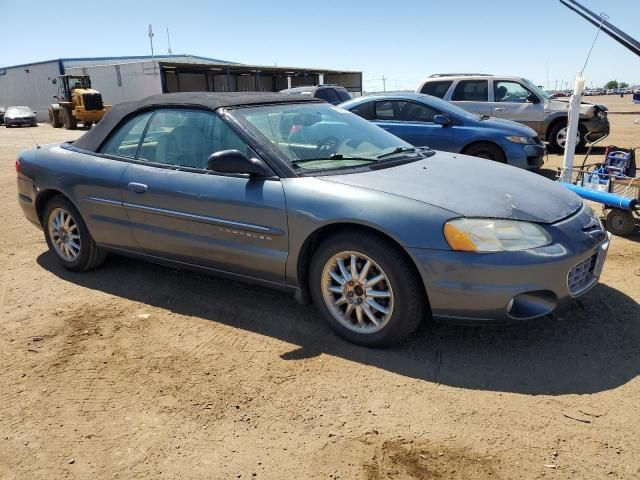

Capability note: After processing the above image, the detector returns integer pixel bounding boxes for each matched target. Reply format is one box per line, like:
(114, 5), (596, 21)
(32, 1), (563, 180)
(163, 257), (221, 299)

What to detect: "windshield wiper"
(376, 146), (416, 159)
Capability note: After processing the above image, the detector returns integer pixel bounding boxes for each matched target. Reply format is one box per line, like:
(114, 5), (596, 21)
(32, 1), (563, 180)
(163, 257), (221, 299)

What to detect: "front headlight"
(505, 136), (537, 145)
(444, 218), (551, 252)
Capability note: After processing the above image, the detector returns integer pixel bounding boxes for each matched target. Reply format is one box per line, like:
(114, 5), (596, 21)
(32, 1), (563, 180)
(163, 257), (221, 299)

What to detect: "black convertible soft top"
(72, 91), (320, 152)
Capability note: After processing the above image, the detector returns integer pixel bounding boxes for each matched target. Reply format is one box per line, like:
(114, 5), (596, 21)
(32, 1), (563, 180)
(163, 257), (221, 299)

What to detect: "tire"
(59, 107), (77, 130)
(463, 142), (506, 163)
(605, 209), (636, 236)
(83, 121), (93, 129)
(49, 108), (61, 128)
(43, 196), (107, 271)
(309, 232), (426, 347)
(547, 121), (586, 153)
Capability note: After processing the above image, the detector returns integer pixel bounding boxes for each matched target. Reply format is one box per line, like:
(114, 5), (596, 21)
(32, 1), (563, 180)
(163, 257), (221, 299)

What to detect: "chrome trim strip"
(85, 196), (123, 207)
(122, 201), (284, 236)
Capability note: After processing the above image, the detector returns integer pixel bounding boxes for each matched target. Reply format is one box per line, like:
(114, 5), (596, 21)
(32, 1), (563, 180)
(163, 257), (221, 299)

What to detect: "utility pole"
(148, 24), (156, 76)
(166, 27), (172, 55)
(546, 62), (550, 90)
(382, 75), (386, 92)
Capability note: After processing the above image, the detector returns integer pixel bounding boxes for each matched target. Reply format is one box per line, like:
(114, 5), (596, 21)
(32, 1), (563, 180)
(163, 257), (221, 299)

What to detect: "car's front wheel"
(310, 232), (425, 347)
(548, 122), (586, 153)
(43, 196), (107, 271)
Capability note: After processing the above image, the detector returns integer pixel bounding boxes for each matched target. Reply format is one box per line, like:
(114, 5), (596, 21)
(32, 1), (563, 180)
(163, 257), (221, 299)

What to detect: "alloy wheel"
(48, 207), (81, 262)
(556, 127), (580, 148)
(321, 251), (394, 333)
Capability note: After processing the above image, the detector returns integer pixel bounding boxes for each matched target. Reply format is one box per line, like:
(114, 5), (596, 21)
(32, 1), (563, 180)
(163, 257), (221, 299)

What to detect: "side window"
(451, 80), (488, 102)
(374, 100), (401, 120)
(494, 81), (533, 103)
(137, 109), (249, 169)
(315, 88), (340, 104)
(398, 102), (438, 122)
(100, 111), (153, 158)
(336, 88), (352, 102)
(349, 101), (374, 120)
(420, 81), (453, 98)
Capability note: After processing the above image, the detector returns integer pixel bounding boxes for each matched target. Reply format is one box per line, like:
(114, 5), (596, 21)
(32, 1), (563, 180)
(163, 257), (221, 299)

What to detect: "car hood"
(546, 99), (607, 117)
(320, 153), (582, 223)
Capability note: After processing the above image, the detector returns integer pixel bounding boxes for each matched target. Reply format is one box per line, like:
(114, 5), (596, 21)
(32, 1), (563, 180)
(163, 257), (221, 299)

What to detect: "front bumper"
(503, 142), (546, 170)
(581, 117), (610, 142)
(6, 117), (36, 126)
(409, 207), (610, 323)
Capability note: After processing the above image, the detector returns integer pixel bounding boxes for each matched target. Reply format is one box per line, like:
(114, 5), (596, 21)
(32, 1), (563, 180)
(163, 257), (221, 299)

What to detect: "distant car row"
(0, 105), (37, 127)
(551, 88), (639, 97)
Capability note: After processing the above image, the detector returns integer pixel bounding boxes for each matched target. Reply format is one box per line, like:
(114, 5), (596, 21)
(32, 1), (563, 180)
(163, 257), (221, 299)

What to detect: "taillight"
(15, 158), (21, 173)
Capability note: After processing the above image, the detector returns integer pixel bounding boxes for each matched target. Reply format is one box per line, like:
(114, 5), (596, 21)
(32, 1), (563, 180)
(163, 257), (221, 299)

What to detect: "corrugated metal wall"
(0, 61), (61, 122)
(66, 61), (162, 106)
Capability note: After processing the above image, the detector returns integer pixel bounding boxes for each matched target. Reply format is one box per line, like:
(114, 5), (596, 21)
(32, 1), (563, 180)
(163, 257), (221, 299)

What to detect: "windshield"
(6, 106), (32, 115)
(229, 103), (422, 173)
(67, 76), (91, 89)
(521, 78), (550, 101)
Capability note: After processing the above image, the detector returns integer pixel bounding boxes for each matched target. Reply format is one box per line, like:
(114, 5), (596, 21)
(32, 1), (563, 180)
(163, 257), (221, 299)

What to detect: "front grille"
(567, 253), (597, 294)
(82, 93), (104, 111)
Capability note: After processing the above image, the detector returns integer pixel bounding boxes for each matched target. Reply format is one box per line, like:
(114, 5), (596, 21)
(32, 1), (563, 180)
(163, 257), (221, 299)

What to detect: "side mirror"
(32, 111), (37, 114)
(526, 94), (540, 104)
(206, 150), (271, 177)
(52, 79), (57, 85)
(52, 95), (58, 100)
(433, 114), (450, 126)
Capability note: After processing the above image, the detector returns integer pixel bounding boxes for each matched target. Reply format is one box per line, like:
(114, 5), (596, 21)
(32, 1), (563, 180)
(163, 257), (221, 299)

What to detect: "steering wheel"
(317, 136), (340, 155)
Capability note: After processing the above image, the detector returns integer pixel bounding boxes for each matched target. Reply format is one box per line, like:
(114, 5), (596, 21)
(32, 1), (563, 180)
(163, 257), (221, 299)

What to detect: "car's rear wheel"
(310, 232), (425, 347)
(43, 196), (107, 271)
(463, 142), (506, 163)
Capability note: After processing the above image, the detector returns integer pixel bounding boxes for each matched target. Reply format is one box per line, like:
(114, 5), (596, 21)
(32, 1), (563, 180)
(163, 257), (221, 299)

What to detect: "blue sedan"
(340, 93), (546, 170)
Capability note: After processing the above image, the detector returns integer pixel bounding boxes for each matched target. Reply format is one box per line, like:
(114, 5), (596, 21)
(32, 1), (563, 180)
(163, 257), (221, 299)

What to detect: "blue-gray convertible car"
(16, 92), (610, 347)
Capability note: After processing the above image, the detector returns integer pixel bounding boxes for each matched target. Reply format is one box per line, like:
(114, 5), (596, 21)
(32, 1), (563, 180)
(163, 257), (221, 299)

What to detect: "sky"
(1, 0), (639, 91)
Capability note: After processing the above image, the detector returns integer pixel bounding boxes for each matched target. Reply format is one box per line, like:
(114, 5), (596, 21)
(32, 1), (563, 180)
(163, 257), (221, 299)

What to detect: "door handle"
(494, 107), (506, 112)
(127, 182), (148, 194)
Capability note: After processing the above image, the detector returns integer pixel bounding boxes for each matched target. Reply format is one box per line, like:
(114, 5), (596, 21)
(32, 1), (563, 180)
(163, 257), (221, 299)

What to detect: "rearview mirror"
(206, 150), (272, 177)
(433, 114), (450, 126)
(526, 94), (540, 104)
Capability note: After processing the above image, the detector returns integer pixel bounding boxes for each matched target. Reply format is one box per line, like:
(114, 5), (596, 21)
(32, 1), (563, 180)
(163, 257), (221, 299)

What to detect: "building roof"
(0, 54), (237, 71)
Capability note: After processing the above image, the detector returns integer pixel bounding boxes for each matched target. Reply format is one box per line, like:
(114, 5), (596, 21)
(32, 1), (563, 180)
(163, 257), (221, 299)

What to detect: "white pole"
(560, 73), (586, 183)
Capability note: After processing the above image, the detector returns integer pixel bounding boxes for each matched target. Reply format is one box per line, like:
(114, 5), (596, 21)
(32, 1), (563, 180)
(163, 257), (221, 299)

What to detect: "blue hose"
(559, 182), (638, 210)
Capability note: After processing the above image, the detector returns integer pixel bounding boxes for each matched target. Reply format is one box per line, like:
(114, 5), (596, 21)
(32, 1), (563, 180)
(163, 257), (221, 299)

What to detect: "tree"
(604, 80), (619, 90)
(619, 82), (629, 89)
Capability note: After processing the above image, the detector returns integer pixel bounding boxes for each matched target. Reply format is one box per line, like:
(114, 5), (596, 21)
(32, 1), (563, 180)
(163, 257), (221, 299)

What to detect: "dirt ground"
(0, 95), (639, 480)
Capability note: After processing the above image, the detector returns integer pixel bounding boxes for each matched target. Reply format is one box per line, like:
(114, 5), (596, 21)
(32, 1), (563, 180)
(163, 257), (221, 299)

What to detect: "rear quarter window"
(420, 81), (453, 98)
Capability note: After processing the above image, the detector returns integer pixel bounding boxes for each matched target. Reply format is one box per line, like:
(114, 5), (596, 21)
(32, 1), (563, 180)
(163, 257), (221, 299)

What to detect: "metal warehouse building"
(0, 54), (363, 122)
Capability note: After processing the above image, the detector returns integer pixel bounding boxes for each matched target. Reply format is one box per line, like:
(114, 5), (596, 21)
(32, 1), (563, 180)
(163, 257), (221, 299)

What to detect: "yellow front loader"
(48, 75), (111, 130)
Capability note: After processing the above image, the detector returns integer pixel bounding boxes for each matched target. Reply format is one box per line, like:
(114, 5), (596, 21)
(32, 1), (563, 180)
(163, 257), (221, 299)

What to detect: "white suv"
(416, 74), (609, 152)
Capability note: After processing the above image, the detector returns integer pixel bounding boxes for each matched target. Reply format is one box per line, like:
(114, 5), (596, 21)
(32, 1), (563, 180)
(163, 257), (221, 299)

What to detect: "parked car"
(16, 92), (610, 347)
(279, 84), (352, 105)
(4, 106), (37, 127)
(416, 74), (609, 152)
(0, 106), (5, 125)
(340, 93), (545, 170)
(633, 92), (640, 104)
